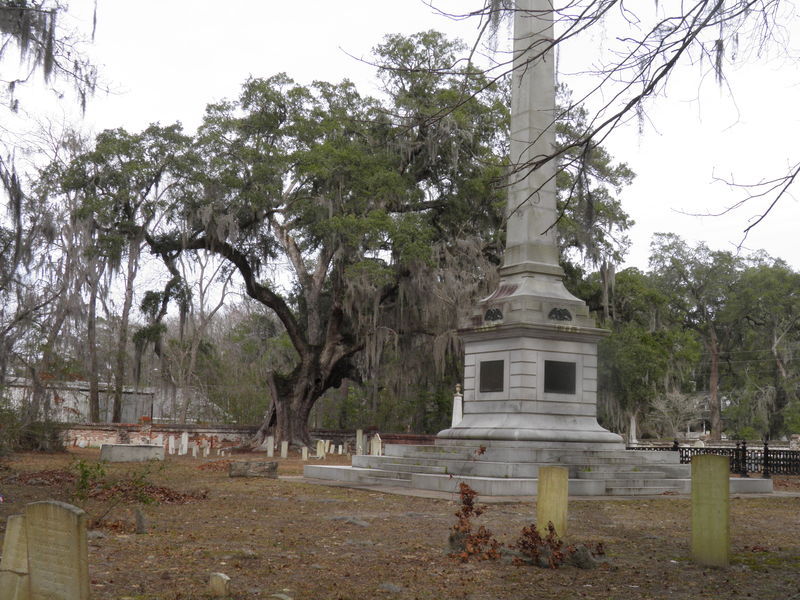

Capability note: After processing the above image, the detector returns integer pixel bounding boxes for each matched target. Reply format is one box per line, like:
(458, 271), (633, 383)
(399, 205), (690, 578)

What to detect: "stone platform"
(303, 441), (773, 496)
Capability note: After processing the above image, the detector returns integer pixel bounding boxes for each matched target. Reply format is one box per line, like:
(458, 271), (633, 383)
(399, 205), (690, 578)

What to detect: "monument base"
(439, 322), (622, 448)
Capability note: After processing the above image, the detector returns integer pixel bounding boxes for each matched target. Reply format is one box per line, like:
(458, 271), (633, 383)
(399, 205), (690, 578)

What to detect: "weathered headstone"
(356, 429), (363, 455)
(134, 507), (147, 534)
(228, 460), (278, 478)
(266, 435), (275, 457)
(167, 435), (176, 455)
(324, 440), (331, 453)
(316, 439), (326, 459)
(203, 444), (210, 458)
(153, 434), (164, 447)
(537, 466), (569, 538)
(280, 441), (289, 459)
(179, 432), (189, 455)
(192, 443), (198, 458)
(370, 434), (382, 457)
(301, 447), (308, 461)
(0, 513), (30, 600)
(25, 500), (90, 599)
(691, 454), (729, 567)
(337, 445), (343, 455)
(208, 572), (231, 597)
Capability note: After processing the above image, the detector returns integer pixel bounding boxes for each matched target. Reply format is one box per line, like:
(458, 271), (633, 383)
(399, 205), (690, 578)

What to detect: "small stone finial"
(455, 383), (462, 396)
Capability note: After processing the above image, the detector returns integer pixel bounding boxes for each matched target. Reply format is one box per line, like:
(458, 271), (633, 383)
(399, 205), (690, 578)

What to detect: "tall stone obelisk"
(438, 0), (623, 447)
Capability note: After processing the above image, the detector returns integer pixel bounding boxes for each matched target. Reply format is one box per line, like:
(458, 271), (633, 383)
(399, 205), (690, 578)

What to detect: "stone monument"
(436, 0), (621, 447)
(302, 1), (771, 496)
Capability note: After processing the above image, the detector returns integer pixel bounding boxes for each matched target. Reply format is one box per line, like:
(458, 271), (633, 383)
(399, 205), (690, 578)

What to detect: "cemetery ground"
(1, 450), (799, 600)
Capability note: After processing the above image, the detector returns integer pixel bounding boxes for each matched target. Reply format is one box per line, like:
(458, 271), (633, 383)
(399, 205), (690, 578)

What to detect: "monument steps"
(576, 470), (667, 480)
(380, 463), (448, 475)
(305, 443), (711, 496)
(605, 485), (676, 496)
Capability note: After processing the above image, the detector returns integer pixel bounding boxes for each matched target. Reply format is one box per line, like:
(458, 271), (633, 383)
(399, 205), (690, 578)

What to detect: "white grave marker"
(25, 500), (90, 599)
(280, 441), (288, 459)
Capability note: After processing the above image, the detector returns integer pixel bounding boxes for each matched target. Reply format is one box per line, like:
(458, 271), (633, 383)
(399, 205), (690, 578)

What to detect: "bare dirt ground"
(1, 449), (799, 600)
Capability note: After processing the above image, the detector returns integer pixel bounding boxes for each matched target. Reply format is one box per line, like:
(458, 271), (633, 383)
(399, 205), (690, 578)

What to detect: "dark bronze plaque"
(479, 360), (504, 393)
(544, 360), (576, 394)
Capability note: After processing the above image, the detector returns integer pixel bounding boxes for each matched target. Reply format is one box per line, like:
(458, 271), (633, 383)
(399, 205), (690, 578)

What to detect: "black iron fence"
(627, 441), (800, 477)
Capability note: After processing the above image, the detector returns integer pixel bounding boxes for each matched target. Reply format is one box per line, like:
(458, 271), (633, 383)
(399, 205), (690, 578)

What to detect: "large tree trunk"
(707, 327), (722, 441)
(250, 346), (355, 448)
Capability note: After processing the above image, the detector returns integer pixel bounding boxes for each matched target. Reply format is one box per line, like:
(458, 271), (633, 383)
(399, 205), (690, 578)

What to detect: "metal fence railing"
(627, 441), (800, 477)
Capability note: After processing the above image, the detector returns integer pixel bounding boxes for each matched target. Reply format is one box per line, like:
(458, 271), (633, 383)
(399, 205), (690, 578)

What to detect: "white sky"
(13, 0), (800, 271)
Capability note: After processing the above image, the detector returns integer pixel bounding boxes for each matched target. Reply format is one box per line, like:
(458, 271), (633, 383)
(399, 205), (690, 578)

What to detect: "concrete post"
(537, 466), (569, 538)
(691, 455), (729, 567)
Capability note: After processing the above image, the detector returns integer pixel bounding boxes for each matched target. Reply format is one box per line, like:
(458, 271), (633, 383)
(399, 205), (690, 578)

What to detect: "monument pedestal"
(437, 323), (622, 447)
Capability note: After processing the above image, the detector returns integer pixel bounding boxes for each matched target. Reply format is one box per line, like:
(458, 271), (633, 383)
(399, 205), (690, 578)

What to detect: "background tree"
(721, 258), (800, 438)
(648, 234), (743, 440)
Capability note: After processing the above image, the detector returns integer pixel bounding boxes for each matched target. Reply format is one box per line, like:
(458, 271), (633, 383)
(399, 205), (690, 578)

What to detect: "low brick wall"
(64, 424), (438, 452)
(65, 423), (258, 450)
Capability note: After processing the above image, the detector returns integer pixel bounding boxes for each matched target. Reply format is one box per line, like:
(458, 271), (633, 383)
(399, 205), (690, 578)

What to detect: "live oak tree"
(59, 32), (507, 444)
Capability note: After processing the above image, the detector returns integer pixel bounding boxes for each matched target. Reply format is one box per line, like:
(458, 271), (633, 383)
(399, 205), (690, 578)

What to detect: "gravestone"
(167, 435), (176, 455)
(192, 443), (198, 458)
(301, 447), (308, 461)
(356, 429), (364, 455)
(0, 514), (30, 600)
(370, 434), (382, 456)
(209, 572), (231, 597)
(316, 440), (326, 459)
(337, 445), (343, 455)
(324, 440), (331, 453)
(179, 432), (189, 455)
(280, 441), (289, 459)
(153, 434), (164, 447)
(536, 466), (568, 537)
(228, 461), (278, 478)
(266, 435), (275, 457)
(25, 500), (90, 599)
(691, 455), (729, 567)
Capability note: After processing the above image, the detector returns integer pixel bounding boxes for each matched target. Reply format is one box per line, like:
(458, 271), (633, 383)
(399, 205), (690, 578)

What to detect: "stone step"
(355, 454), (688, 481)
(362, 469), (411, 480)
(382, 463), (447, 475)
(358, 476), (413, 487)
(356, 455), (553, 479)
(577, 470), (666, 480)
(602, 478), (681, 488)
(384, 445), (571, 463)
(604, 486), (675, 496)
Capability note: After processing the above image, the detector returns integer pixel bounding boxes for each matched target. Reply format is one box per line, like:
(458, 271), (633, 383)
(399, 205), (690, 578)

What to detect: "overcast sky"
(16, 0), (800, 270)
